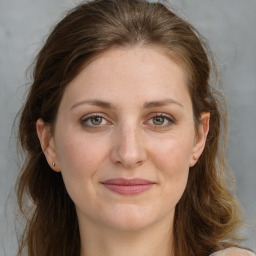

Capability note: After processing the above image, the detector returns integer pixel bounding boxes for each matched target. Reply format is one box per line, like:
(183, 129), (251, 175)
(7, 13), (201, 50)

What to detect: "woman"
(16, 0), (255, 255)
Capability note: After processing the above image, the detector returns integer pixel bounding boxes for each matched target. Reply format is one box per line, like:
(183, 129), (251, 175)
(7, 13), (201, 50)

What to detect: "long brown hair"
(16, 0), (244, 255)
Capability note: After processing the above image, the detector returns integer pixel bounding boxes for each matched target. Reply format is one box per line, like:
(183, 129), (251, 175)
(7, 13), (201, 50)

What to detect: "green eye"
(147, 114), (175, 129)
(81, 114), (111, 130)
(152, 116), (165, 125)
(90, 116), (103, 125)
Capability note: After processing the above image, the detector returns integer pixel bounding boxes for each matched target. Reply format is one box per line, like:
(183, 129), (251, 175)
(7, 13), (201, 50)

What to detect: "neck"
(79, 214), (174, 256)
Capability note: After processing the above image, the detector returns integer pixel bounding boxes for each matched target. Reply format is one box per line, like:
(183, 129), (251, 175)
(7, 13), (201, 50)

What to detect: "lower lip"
(102, 184), (154, 195)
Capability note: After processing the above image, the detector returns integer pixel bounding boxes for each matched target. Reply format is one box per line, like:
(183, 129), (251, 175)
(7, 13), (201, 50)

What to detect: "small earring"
(52, 162), (56, 167)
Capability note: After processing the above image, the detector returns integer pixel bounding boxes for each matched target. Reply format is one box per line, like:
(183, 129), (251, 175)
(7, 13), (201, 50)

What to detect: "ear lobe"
(189, 112), (210, 167)
(36, 118), (60, 172)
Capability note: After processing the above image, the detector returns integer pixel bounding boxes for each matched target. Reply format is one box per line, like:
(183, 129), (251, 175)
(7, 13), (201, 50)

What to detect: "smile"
(100, 178), (156, 195)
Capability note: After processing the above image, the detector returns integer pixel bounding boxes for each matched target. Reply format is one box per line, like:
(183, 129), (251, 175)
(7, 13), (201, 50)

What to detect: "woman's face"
(38, 46), (209, 232)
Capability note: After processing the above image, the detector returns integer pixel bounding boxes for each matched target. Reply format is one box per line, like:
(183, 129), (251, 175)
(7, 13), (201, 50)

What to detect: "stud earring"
(52, 162), (56, 167)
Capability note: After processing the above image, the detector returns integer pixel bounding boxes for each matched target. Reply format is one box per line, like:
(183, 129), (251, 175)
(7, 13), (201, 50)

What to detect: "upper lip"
(100, 178), (156, 185)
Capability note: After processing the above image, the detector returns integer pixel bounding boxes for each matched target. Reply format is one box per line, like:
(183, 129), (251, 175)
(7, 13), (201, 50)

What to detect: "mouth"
(100, 178), (156, 195)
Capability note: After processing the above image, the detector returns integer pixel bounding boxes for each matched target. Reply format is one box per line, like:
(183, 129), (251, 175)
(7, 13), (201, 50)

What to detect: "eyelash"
(81, 113), (111, 129)
(146, 113), (175, 129)
(80, 113), (175, 130)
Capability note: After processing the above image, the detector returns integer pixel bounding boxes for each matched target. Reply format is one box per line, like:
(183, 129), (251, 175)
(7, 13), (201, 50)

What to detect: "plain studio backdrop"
(0, 0), (255, 255)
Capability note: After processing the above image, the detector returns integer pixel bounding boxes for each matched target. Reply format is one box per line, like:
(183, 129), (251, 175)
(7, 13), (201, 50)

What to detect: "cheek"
(149, 131), (194, 197)
(56, 131), (106, 171)
(54, 132), (109, 195)
(151, 133), (194, 173)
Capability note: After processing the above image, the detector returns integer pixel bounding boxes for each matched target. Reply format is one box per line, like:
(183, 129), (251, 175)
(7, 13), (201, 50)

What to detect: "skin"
(37, 46), (209, 256)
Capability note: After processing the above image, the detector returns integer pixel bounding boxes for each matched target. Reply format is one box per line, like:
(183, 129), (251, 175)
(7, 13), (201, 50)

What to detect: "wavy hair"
(16, 0), (244, 255)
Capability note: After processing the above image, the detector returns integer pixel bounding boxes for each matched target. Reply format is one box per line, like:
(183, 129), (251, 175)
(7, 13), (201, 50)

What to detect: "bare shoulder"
(210, 247), (256, 256)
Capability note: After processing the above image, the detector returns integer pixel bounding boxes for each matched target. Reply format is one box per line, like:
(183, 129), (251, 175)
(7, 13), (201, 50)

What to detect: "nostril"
(112, 153), (146, 168)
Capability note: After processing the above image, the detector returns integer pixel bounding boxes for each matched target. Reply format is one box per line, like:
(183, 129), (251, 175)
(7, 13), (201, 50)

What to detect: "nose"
(110, 123), (147, 168)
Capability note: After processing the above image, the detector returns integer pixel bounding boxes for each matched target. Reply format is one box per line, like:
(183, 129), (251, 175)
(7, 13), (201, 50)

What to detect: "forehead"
(91, 45), (187, 72)
(60, 45), (191, 109)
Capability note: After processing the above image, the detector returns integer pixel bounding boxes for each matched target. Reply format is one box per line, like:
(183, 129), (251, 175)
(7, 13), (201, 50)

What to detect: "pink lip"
(100, 178), (156, 195)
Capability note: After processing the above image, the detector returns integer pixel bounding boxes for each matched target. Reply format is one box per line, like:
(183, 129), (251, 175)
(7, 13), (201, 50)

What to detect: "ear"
(189, 112), (210, 167)
(36, 118), (61, 172)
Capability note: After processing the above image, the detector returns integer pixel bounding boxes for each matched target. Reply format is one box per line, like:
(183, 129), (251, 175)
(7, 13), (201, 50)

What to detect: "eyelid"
(80, 112), (176, 130)
(145, 113), (176, 128)
(81, 112), (106, 121)
(81, 112), (112, 128)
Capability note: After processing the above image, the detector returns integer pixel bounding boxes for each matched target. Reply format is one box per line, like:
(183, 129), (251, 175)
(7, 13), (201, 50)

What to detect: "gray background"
(0, 0), (255, 255)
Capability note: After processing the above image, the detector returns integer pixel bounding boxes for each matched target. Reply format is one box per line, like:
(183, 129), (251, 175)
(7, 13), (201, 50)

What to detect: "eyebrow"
(71, 99), (115, 110)
(71, 98), (183, 110)
(143, 99), (184, 109)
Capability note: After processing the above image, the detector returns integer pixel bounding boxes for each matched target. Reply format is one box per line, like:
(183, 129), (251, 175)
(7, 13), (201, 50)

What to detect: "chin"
(101, 204), (170, 232)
